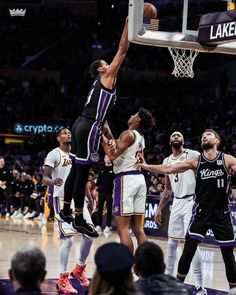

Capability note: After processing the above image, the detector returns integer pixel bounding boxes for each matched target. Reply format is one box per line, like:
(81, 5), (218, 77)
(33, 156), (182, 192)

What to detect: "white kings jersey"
(44, 147), (72, 197)
(163, 149), (200, 198)
(113, 130), (145, 174)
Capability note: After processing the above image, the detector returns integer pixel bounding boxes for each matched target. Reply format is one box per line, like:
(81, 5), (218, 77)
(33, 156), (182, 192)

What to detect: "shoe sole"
(55, 214), (74, 224)
(70, 272), (90, 288)
(70, 223), (99, 238)
(56, 283), (78, 294)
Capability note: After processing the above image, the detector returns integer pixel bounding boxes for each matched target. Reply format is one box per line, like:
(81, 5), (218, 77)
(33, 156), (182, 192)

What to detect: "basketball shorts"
(53, 196), (93, 240)
(69, 117), (102, 165)
(188, 204), (235, 247)
(113, 171), (147, 216)
(168, 195), (194, 239)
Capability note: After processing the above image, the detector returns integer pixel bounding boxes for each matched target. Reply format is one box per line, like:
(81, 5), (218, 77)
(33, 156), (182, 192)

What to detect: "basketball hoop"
(168, 47), (199, 78)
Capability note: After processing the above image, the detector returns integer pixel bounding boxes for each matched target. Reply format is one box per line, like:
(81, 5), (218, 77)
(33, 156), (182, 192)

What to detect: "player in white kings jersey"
(102, 108), (155, 252)
(43, 128), (93, 294)
(155, 131), (206, 295)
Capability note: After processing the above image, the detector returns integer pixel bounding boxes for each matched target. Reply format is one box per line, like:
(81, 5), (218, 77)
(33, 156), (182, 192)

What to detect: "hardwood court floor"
(0, 217), (234, 293)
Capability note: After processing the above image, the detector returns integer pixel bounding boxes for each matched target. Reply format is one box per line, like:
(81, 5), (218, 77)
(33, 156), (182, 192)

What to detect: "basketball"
(143, 2), (158, 19)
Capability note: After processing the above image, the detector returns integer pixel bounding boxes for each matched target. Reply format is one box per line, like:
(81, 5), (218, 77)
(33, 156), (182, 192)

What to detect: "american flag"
(143, 17), (159, 31)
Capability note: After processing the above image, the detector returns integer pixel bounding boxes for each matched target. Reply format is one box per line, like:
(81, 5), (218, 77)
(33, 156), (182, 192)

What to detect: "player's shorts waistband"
(115, 170), (142, 177)
(175, 194), (194, 199)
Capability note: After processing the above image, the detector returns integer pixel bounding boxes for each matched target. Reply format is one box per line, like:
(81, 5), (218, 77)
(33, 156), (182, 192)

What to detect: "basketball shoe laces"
(57, 272), (77, 294)
(71, 264), (90, 287)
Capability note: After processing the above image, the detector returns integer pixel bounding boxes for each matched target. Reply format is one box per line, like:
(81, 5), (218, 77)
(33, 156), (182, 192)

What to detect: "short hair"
(138, 107), (155, 133)
(170, 131), (184, 141)
(203, 129), (221, 146)
(55, 127), (69, 137)
(134, 241), (165, 277)
(11, 245), (46, 287)
(90, 59), (102, 79)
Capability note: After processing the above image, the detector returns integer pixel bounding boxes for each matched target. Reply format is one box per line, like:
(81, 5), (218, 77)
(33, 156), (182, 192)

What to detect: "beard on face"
(170, 141), (182, 149)
(201, 141), (214, 150)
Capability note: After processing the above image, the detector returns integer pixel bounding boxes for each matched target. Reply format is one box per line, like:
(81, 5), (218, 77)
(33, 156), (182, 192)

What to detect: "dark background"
(0, 0), (236, 173)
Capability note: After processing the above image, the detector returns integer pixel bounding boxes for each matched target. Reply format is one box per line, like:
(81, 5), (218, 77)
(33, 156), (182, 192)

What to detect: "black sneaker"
(47, 216), (54, 222)
(70, 220), (99, 238)
(55, 210), (74, 223)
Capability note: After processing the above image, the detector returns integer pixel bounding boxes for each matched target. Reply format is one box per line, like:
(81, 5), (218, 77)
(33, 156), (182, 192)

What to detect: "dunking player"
(58, 17), (129, 237)
(155, 131), (205, 294)
(43, 128), (93, 294)
(102, 108), (155, 252)
(139, 129), (236, 289)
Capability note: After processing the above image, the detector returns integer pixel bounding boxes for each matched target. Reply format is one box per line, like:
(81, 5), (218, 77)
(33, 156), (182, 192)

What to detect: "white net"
(168, 47), (199, 78)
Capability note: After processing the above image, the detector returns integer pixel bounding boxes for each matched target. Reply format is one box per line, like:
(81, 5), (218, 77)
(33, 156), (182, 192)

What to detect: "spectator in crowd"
(30, 174), (47, 221)
(134, 241), (189, 295)
(9, 245), (47, 295)
(5, 170), (20, 217)
(13, 172), (34, 219)
(229, 186), (236, 203)
(0, 157), (13, 215)
(95, 155), (115, 234)
(88, 242), (143, 295)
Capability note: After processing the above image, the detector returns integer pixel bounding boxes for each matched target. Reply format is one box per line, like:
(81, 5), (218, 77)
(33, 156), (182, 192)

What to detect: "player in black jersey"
(58, 17), (130, 237)
(138, 129), (236, 290)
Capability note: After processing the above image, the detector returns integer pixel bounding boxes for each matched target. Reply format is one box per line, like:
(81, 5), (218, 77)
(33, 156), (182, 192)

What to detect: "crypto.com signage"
(13, 123), (65, 135)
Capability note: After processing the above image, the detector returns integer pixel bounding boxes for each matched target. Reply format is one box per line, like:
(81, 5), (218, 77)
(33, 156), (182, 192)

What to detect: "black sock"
(176, 275), (185, 282)
(62, 203), (71, 215)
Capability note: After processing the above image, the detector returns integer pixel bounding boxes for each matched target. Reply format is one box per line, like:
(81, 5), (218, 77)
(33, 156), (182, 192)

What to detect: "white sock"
(77, 236), (93, 266)
(165, 238), (179, 276)
(60, 237), (73, 274)
(192, 247), (203, 288)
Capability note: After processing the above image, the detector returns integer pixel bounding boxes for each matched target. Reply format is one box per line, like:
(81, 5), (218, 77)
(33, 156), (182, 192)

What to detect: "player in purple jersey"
(58, 17), (130, 237)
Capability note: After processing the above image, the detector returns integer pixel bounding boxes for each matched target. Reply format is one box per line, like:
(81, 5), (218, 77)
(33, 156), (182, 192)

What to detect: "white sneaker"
(23, 212), (31, 219)
(26, 211), (37, 219)
(11, 210), (19, 218)
(34, 213), (43, 221)
(15, 212), (24, 219)
(5, 212), (10, 218)
(30, 211), (37, 218)
(103, 226), (111, 233)
(95, 225), (102, 232)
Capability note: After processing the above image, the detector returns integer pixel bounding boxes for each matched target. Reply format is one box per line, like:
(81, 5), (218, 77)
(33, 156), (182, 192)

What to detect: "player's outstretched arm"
(101, 18), (129, 88)
(102, 120), (114, 140)
(139, 156), (198, 174)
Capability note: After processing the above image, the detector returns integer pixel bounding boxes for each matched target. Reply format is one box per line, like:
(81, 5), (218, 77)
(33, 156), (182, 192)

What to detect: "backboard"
(128, 0), (236, 54)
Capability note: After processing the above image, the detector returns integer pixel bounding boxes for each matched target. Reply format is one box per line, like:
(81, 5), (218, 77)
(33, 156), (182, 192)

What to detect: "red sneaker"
(71, 264), (90, 287)
(56, 272), (78, 294)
